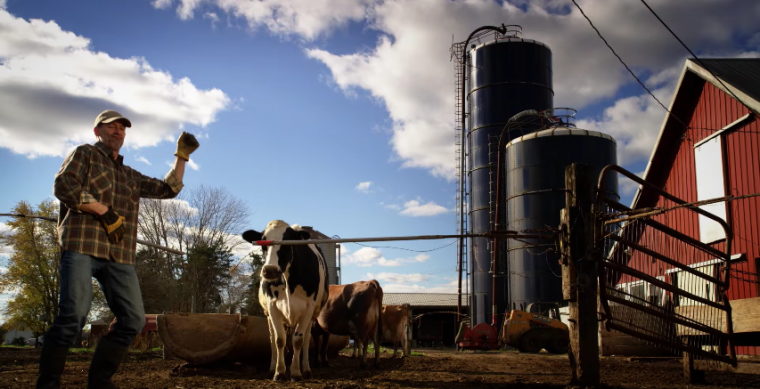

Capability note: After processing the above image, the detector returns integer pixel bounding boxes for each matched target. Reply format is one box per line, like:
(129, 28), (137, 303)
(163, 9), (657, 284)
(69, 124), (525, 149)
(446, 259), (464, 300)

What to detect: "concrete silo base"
(157, 313), (349, 365)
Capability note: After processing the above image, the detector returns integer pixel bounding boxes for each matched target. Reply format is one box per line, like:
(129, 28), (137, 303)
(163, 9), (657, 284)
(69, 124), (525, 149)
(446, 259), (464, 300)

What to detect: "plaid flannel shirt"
(54, 142), (183, 264)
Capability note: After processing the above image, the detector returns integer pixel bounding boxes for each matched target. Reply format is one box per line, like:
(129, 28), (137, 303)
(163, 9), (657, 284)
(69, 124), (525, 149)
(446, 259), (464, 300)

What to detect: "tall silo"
(505, 126), (619, 309)
(467, 35), (553, 325)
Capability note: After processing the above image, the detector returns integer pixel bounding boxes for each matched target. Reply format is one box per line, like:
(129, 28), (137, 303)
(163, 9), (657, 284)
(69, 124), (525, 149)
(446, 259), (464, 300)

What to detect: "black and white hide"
(242, 220), (328, 382)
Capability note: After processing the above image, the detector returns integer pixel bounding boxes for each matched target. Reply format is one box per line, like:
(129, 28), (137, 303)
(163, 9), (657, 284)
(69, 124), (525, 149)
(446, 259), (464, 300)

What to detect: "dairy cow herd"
(242, 220), (411, 382)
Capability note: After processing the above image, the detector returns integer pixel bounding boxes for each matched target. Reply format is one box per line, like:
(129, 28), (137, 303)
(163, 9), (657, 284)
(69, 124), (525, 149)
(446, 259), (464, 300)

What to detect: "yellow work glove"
(174, 132), (200, 161)
(96, 206), (126, 244)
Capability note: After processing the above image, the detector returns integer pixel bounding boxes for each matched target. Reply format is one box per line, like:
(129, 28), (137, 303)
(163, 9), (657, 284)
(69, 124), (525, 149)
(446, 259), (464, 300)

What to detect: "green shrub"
(10, 337), (26, 347)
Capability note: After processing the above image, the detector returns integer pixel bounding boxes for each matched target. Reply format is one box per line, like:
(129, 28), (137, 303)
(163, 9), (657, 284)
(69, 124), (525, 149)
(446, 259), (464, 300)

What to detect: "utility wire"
(570, 0), (687, 128)
(351, 239), (457, 253)
(639, 0), (756, 115)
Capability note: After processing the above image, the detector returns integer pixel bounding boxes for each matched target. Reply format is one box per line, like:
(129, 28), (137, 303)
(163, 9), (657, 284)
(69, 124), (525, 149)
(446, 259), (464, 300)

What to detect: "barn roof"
(383, 293), (468, 307)
(631, 58), (760, 210)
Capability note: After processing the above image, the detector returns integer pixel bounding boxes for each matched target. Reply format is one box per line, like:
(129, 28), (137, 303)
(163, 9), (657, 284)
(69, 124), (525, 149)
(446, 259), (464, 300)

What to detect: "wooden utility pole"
(561, 163), (600, 387)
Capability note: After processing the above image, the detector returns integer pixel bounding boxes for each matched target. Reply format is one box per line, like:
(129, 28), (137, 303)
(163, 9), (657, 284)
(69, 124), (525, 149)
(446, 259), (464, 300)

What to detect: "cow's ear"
(242, 230), (263, 243)
(297, 230), (310, 240)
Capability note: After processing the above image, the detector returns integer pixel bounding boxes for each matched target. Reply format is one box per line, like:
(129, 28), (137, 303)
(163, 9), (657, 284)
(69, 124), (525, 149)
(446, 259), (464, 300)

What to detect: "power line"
(570, 0), (688, 128)
(638, 0), (756, 115)
(350, 239), (457, 253)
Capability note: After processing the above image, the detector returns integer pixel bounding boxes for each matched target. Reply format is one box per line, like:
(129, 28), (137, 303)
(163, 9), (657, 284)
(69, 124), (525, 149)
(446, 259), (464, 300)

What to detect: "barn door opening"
(594, 165), (736, 367)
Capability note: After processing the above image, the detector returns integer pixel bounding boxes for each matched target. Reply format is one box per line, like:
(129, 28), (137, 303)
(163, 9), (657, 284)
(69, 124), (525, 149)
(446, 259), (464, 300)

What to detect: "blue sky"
(1, 0), (759, 321)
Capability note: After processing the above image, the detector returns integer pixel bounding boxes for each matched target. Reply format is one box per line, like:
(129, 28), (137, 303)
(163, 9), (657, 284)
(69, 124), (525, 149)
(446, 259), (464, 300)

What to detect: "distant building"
(3, 328), (33, 345)
(384, 293), (469, 347)
(298, 226), (341, 285)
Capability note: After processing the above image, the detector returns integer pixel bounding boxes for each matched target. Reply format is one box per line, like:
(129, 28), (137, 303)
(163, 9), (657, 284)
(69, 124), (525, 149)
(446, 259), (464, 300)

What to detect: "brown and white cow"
(312, 280), (383, 368)
(351, 304), (410, 359)
(243, 221), (328, 382)
(381, 304), (411, 358)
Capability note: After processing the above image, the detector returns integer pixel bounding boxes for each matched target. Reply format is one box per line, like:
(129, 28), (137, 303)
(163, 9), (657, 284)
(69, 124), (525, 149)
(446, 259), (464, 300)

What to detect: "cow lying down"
(242, 220), (328, 382)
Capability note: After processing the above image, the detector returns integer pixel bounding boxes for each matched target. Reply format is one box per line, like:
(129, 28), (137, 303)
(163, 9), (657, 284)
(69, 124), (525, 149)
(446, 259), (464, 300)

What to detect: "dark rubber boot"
(87, 337), (129, 389)
(36, 341), (70, 389)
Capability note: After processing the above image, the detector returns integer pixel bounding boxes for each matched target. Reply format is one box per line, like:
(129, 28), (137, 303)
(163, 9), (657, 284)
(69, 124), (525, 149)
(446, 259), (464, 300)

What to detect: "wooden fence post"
(562, 163), (600, 387)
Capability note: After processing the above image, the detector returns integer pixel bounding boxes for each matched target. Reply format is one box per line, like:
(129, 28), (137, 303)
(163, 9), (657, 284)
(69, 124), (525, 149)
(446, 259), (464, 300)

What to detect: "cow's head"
(242, 220), (310, 281)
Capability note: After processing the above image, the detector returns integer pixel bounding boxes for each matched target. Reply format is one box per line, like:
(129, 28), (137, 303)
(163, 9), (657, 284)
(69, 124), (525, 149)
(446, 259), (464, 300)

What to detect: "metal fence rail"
(595, 165), (736, 366)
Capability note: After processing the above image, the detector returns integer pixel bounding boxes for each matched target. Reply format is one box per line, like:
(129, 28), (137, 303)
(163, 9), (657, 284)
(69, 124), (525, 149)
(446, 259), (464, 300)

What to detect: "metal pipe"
(458, 23), (508, 328)
(600, 261), (727, 311)
(607, 234), (726, 288)
(606, 322), (735, 365)
(1, 213), (186, 256)
(604, 294), (725, 338)
(250, 232), (554, 247)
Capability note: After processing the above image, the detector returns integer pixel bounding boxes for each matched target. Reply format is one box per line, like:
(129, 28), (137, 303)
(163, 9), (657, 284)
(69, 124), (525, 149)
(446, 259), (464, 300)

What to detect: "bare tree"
(135, 186), (251, 314)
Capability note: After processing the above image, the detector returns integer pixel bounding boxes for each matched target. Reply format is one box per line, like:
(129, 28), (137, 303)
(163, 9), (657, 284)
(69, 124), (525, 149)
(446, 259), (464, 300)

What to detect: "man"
(37, 110), (199, 389)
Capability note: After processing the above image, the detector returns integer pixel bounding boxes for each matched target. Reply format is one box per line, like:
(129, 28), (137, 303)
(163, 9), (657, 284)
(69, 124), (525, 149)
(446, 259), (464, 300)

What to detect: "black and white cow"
(242, 220), (328, 382)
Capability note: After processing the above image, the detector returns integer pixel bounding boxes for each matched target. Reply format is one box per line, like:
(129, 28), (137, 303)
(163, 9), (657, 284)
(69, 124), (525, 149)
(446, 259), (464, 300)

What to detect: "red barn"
(608, 58), (760, 357)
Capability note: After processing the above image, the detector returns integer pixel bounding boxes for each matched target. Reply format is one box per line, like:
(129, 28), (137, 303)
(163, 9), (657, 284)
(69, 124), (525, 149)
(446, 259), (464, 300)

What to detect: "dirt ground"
(2, 347), (760, 389)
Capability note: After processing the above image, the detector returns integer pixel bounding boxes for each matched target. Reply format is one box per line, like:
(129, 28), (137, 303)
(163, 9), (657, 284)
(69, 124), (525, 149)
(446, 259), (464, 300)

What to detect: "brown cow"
(312, 280), (383, 368)
(381, 304), (410, 358)
(351, 304), (410, 359)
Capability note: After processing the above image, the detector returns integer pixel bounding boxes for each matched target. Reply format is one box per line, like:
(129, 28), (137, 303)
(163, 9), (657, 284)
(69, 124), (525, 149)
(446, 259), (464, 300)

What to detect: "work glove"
(174, 132), (200, 161)
(96, 206), (126, 244)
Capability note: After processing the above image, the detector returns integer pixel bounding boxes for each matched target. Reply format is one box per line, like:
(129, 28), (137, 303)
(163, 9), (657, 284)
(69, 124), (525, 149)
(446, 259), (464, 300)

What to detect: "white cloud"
(381, 280), (459, 293)
(618, 171), (646, 197)
(344, 246), (382, 267)
(203, 12), (219, 29)
(152, 0), (173, 9)
(153, 0), (372, 40)
(399, 200), (449, 217)
(187, 159), (201, 171)
(371, 272), (428, 284)
(0, 222), (13, 259)
(414, 254), (429, 262)
(0, 10), (230, 159)
(154, 1), (760, 178)
(355, 181), (372, 194)
(344, 246), (430, 267)
(380, 202), (401, 211)
(136, 156), (152, 165)
(0, 0), (5, 9)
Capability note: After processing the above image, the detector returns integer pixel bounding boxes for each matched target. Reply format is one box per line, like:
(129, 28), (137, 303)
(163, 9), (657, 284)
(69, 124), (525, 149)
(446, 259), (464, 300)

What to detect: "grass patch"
(68, 348), (93, 353)
(409, 351), (426, 357)
(1, 345), (33, 349)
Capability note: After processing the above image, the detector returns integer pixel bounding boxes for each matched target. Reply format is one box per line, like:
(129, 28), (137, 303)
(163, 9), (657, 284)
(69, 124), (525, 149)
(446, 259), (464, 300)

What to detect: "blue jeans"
(46, 251), (145, 347)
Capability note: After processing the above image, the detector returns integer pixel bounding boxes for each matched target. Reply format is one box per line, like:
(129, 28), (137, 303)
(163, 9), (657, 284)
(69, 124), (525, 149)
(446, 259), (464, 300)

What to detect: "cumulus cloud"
(203, 11), (219, 28)
(344, 247), (431, 267)
(0, 10), (230, 159)
(369, 272), (428, 284)
(153, 1), (760, 178)
(0, 222), (13, 259)
(187, 159), (201, 171)
(381, 280), (459, 293)
(399, 200), (449, 217)
(618, 171), (646, 197)
(136, 156), (152, 165)
(355, 181), (372, 193)
(344, 246), (381, 267)
(152, 0), (372, 40)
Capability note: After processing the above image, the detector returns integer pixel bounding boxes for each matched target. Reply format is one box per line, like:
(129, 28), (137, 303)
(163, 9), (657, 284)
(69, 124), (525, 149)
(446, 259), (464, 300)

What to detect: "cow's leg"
(267, 316), (277, 375)
(393, 339), (399, 358)
(289, 310), (313, 381)
(360, 335), (370, 368)
(350, 339), (357, 358)
(373, 329), (381, 367)
(300, 320), (314, 379)
(320, 332), (330, 367)
(268, 309), (288, 382)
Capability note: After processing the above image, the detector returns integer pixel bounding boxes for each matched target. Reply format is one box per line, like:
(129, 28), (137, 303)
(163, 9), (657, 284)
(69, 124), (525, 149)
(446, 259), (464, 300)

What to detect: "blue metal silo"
(467, 35), (553, 326)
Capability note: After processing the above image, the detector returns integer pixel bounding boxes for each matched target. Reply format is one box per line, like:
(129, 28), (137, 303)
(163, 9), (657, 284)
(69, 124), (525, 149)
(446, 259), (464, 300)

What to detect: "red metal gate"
(595, 165), (736, 366)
